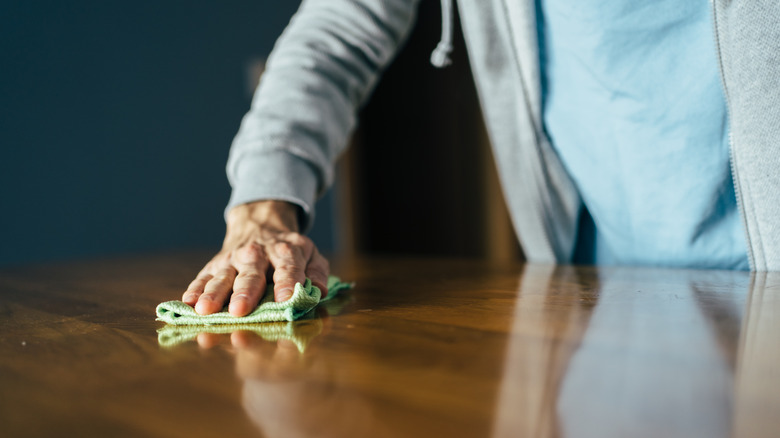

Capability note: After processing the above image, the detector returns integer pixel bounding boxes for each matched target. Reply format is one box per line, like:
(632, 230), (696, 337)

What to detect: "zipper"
(710, 0), (756, 270)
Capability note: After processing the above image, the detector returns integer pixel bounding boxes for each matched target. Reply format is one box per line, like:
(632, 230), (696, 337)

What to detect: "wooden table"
(1, 253), (778, 437)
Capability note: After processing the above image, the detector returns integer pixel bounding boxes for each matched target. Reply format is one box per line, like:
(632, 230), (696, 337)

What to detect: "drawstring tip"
(430, 42), (453, 68)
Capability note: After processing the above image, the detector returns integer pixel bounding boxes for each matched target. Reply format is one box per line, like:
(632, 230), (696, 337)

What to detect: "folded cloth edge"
(156, 276), (352, 325)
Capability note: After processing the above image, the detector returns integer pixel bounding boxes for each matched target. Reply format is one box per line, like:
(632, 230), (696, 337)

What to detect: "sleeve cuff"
(225, 150), (319, 232)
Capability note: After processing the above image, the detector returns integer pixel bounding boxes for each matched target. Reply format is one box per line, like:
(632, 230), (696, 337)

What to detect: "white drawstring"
(430, 0), (454, 68)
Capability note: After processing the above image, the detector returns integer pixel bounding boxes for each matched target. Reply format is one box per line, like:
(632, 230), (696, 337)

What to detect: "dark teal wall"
(0, 1), (335, 265)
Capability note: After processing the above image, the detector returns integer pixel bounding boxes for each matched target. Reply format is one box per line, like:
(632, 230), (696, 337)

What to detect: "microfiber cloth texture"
(156, 276), (352, 325)
(157, 320), (323, 352)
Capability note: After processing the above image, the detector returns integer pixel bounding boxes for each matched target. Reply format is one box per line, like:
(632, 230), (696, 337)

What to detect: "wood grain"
(0, 254), (777, 437)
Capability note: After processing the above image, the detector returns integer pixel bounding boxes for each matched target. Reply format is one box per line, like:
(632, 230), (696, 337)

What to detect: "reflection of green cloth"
(157, 320), (323, 352)
(156, 276), (352, 325)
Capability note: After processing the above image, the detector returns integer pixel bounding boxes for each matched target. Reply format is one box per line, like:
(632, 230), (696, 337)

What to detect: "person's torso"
(536, 0), (749, 269)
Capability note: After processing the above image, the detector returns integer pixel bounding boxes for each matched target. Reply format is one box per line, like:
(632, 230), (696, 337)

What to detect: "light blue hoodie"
(536, 0), (748, 269)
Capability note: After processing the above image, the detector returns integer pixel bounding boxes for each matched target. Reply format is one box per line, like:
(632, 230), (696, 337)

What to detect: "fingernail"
(195, 297), (216, 315)
(276, 287), (293, 302)
(228, 298), (247, 316)
(195, 301), (209, 315)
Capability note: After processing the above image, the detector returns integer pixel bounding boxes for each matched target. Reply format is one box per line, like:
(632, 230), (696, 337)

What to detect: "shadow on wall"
(0, 1), (335, 266)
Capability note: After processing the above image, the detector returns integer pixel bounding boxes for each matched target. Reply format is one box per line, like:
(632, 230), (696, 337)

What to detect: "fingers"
(183, 243), (270, 317)
(305, 248), (330, 296)
(228, 243), (269, 317)
(231, 330), (262, 349)
(266, 235), (310, 302)
(182, 269), (213, 306)
(183, 230), (326, 318)
(196, 332), (226, 349)
(195, 261), (237, 315)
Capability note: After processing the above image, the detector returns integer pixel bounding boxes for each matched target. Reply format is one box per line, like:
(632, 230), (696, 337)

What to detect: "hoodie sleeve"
(225, 0), (421, 230)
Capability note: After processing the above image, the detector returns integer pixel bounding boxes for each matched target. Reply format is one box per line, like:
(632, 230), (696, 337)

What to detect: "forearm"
(226, 0), (421, 228)
(184, 1), (421, 317)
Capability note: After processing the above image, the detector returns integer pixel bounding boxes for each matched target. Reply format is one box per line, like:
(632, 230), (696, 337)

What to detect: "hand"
(182, 200), (330, 316)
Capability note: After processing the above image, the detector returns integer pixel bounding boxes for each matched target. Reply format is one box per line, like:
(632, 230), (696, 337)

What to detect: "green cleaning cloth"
(156, 276), (352, 325)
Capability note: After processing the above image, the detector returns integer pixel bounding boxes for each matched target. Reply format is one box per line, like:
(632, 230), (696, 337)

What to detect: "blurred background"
(0, 0), (519, 267)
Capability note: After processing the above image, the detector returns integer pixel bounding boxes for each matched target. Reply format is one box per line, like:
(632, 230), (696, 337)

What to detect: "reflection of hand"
(232, 333), (307, 381)
(194, 319), (326, 380)
(193, 326), (386, 437)
(181, 201), (330, 316)
(193, 325), (367, 437)
(197, 331), (306, 380)
(236, 339), (374, 438)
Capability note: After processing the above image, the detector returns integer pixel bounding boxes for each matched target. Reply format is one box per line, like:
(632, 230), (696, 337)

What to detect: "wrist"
(227, 200), (301, 234)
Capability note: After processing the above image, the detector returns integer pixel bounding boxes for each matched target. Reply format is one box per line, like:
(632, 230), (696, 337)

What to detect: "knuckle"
(210, 275), (232, 286)
(306, 266), (328, 278)
(244, 241), (263, 252)
(273, 267), (304, 284)
(208, 252), (229, 267)
(212, 260), (232, 271)
(273, 241), (298, 258)
(285, 233), (308, 247)
(234, 244), (263, 265)
(274, 264), (304, 275)
(241, 241), (264, 255)
(308, 252), (329, 273)
(216, 267), (235, 277)
(183, 291), (200, 300)
(198, 293), (216, 302)
(237, 272), (265, 284)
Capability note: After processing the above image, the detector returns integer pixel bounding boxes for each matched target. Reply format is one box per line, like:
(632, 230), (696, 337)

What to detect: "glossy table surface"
(1, 253), (778, 438)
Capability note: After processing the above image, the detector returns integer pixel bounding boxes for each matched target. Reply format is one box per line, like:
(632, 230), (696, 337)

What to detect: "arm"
(227, 0), (421, 224)
(185, 0), (420, 315)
